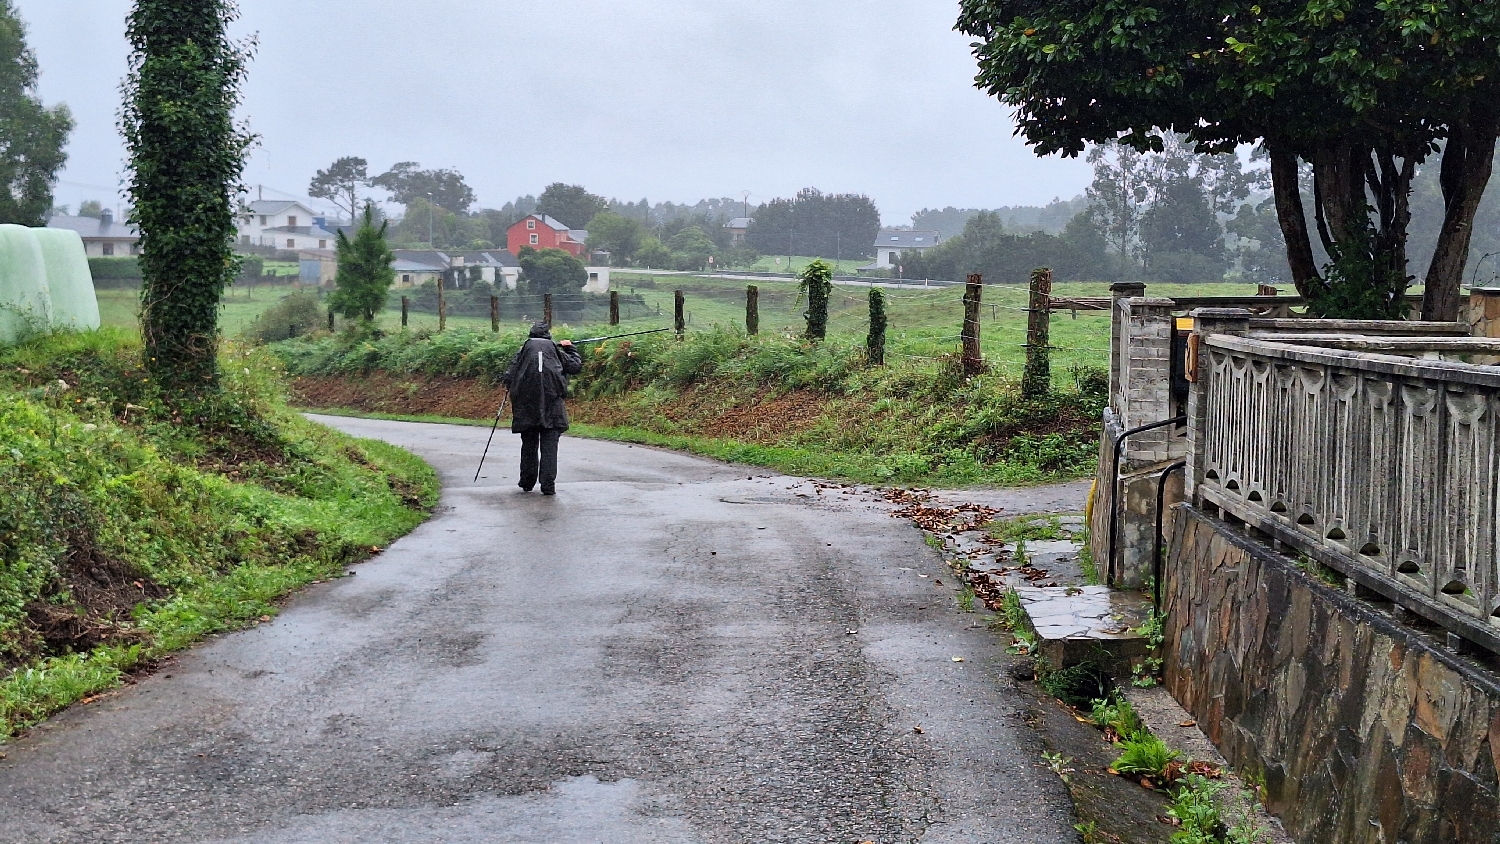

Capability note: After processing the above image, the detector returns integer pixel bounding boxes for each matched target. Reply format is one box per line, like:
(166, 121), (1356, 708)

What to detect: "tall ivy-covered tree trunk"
(122, 0), (250, 392)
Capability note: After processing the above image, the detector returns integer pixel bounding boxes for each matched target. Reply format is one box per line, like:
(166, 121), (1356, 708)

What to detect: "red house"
(506, 214), (588, 258)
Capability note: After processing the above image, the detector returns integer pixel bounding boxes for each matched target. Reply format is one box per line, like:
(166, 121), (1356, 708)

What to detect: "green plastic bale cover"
(33, 227), (100, 332)
(0, 224), (54, 344)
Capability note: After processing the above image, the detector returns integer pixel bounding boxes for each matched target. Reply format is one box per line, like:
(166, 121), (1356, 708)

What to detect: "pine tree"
(330, 204), (396, 322)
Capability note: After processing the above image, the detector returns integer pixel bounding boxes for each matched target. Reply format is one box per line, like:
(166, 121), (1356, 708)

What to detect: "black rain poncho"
(504, 324), (583, 432)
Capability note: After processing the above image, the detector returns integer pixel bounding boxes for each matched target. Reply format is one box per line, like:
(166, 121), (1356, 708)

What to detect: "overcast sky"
(16, 0), (1093, 224)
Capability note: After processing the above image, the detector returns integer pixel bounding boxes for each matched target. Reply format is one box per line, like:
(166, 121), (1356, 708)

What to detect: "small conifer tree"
(330, 204), (396, 322)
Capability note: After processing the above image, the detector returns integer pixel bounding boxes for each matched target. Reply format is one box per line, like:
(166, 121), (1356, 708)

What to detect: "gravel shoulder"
(0, 417), (1080, 843)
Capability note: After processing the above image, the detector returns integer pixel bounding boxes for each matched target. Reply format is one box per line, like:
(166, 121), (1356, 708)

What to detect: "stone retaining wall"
(1164, 505), (1500, 843)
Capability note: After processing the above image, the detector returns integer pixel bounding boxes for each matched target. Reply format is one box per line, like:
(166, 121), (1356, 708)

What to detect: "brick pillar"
(1186, 308), (1251, 501)
(1119, 297), (1177, 457)
(1109, 282), (1147, 416)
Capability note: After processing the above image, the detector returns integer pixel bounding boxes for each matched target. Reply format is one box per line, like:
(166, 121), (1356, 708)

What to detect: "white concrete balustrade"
(1188, 308), (1500, 654)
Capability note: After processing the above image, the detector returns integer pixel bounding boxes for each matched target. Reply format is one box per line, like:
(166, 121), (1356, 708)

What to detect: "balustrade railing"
(1194, 332), (1500, 654)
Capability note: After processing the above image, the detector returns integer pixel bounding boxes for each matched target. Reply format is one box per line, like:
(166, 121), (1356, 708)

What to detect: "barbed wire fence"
(369, 270), (1121, 381)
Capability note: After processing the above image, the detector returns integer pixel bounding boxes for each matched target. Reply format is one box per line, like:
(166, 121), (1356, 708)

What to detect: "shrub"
(244, 291), (326, 343)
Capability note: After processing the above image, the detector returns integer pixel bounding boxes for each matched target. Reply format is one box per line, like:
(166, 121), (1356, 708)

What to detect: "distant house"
(872, 229), (941, 269)
(238, 200), (342, 249)
(724, 217), (752, 245)
(506, 214), (588, 258)
(47, 210), (140, 258)
(390, 250), (521, 289)
(261, 225), (339, 252)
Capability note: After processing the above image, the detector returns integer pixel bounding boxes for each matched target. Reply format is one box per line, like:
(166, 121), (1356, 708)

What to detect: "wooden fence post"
(401, 295), (409, 328)
(543, 293), (553, 326)
(961, 274), (984, 376)
(437, 274), (447, 332)
(746, 285), (759, 335)
(609, 290), (620, 326)
(490, 295), (499, 332)
(1022, 267), (1053, 398)
(674, 290), (685, 336)
(328, 309), (335, 332)
(867, 287), (887, 366)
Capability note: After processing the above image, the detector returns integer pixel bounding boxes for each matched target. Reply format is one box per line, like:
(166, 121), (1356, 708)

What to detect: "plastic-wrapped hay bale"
(0, 224), (54, 344)
(33, 227), (100, 332)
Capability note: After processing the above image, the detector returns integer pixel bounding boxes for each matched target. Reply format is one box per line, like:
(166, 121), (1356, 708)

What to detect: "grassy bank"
(276, 326), (1108, 487)
(0, 329), (437, 738)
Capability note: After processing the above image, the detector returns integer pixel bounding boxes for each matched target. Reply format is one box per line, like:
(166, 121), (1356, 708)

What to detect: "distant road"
(619, 268), (965, 289)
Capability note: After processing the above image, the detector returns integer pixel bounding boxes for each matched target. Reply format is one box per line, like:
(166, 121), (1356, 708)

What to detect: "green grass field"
(97, 276), (1272, 385)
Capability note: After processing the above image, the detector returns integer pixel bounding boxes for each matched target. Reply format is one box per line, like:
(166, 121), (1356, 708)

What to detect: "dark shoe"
(541, 487), (556, 496)
(519, 483), (534, 492)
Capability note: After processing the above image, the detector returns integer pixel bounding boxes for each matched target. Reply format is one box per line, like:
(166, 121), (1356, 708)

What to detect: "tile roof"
(47, 215), (140, 240)
(874, 229), (941, 249)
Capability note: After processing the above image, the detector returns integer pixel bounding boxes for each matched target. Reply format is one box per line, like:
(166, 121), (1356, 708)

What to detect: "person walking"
(502, 322), (583, 495)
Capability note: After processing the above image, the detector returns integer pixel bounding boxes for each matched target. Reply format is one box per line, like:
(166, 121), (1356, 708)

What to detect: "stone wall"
(1163, 506), (1500, 843)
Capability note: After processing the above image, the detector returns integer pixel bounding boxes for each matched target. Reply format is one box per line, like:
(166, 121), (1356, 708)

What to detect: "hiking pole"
(474, 394), (509, 483)
(570, 327), (673, 345)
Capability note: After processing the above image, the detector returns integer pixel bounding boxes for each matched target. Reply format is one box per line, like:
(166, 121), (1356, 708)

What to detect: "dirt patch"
(292, 374), (510, 420)
(292, 374), (836, 446)
(18, 540), (167, 665)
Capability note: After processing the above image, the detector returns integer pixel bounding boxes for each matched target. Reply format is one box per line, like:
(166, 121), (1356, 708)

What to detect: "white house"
(873, 229), (941, 269)
(238, 200), (340, 249)
(46, 210), (140, 258)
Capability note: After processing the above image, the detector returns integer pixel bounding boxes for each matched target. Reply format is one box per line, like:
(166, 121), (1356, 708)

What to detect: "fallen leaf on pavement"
(912, 726), (924, 734)
(951, 656), (965, 662)
(1178, 720), (1197, 727)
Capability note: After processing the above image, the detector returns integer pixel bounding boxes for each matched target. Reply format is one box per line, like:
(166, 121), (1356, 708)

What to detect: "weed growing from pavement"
(1131, 608), (1167, 688)
(987, 514), (1068, 543)
(1110, 732), (1181, 779)
(0, 330), (437, 738)
(957, 586), (976, 613)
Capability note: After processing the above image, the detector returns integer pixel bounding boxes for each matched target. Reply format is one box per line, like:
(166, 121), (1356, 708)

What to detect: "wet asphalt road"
(0, 416), (1080, 843)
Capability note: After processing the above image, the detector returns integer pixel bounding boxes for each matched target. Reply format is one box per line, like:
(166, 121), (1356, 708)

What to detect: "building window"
(287, 216), (297, 227)
(287, 239), (295, 249)
(260, 215), (268, 226)
(403, 274), (411, 284)
(318, 240), (327, 249)
(530, 233), (539, 245)
(890, 236), (900, 241)
(102, 242), (115, 256)
(527, 219), (536, 230)
(241, 235), (250, 244)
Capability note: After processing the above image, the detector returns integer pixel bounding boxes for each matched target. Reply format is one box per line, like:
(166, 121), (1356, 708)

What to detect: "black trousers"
(518, 429), (563, 491)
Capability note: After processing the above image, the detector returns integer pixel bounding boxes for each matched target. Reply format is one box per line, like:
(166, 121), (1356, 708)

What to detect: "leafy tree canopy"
(957, 0), (1500, 318)
(584, 211), (643, 263)
(517, 246), (586, 296)
(537, 182), (608, 230)
(901, 210), (1110, 284)
(371, 161), (475, 213)
(0, 0), (72, 226)
(330, 204), (395, 322)
(747, 188), (880, 260)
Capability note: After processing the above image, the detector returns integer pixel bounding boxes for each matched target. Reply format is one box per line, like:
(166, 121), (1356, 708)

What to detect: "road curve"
(0, 416), (1079, 843)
